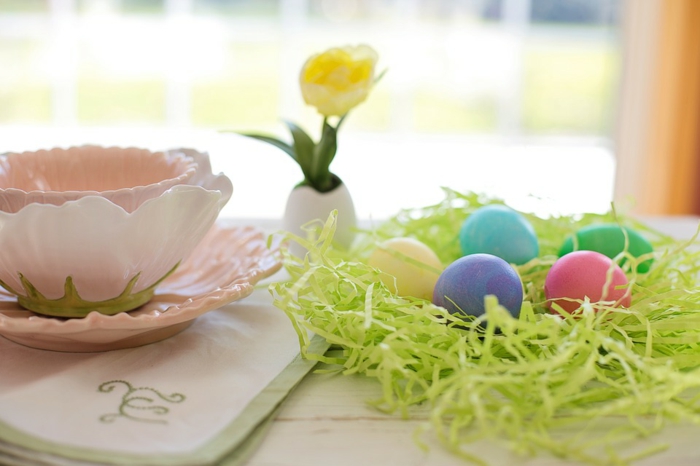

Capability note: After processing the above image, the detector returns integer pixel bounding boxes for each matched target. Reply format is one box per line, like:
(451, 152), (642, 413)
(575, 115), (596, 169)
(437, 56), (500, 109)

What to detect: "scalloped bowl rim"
(0, 145), (198, 196)
(0, 183), (220, 217)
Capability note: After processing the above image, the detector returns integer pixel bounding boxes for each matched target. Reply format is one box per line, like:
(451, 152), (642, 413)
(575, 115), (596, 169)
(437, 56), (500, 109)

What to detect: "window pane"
(77, 78), (166, 124)
(121, 0), (164, 15)
(522, 0), (621, 135)
(193, 0), (279, 17)
(0, 0), (47, 13)
(522, 33), (619, 134)
(0, 39), (51, 123)
(191, 43), (280, 127)
(76, 31), (167, 124)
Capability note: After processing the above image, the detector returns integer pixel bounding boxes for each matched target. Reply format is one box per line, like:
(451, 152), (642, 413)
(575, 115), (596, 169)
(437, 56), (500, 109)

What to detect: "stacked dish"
(0, 146), (281, 352)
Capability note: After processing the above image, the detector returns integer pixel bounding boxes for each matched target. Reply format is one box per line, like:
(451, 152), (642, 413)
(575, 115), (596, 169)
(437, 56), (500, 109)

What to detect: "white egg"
(368, 237), (443, 300)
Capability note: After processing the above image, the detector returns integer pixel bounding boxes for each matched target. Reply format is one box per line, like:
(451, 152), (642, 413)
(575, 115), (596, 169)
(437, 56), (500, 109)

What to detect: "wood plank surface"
(245, 367), (700, 466)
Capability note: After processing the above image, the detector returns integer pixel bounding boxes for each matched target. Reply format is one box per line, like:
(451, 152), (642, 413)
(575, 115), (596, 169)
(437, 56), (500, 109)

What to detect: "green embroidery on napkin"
(98, 380), (186, 425)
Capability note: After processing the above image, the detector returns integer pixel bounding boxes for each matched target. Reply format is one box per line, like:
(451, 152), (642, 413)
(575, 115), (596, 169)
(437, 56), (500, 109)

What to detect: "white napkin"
(0, 286), (324, 465)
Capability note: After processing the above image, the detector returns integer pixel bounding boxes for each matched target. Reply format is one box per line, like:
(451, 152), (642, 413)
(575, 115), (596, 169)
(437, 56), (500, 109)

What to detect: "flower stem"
(311, 117), (339, 192)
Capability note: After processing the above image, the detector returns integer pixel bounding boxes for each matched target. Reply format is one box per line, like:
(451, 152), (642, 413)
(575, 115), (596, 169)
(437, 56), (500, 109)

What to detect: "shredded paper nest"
(269, 189), (700, 465)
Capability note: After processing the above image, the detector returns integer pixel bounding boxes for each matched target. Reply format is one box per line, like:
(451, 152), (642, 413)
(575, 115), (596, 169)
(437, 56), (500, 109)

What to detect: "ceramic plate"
(0, 223), (281, 352)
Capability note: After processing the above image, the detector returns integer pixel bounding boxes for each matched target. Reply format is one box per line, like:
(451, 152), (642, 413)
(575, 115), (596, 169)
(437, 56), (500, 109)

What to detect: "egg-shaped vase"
(283, 180), (357, 256)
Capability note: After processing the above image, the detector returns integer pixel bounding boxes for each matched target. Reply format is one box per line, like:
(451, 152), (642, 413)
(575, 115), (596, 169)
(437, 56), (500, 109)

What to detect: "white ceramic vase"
(283, 180), (357, 256)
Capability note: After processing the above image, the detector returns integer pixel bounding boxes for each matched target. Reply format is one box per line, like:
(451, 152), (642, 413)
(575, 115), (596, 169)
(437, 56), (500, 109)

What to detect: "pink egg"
(544, 250), (631, 314)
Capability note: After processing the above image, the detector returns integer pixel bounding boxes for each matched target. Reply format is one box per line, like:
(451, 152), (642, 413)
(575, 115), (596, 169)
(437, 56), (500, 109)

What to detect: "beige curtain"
(614, 0), (700, 215)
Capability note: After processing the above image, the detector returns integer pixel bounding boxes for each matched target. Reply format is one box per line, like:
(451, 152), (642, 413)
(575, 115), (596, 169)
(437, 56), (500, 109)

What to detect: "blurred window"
(0, 0), (620, 139)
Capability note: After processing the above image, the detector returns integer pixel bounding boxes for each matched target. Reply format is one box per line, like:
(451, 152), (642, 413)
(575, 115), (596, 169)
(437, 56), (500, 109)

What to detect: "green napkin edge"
(0, 334), (331, 466)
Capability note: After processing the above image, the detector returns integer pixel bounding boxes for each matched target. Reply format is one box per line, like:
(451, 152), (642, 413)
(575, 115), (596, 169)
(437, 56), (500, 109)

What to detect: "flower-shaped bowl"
(0, 146), (198, 213)
(0, 183), (227, 318)
(0, 223), (282, 352)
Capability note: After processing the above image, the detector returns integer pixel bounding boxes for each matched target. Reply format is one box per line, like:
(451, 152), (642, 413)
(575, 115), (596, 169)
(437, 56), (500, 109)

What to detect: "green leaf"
(284, 120), (317, 185)
(236, 133), (297, 162)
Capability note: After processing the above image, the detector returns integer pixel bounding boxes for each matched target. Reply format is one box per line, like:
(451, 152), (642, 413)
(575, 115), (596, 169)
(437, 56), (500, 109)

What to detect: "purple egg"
(433, 253), (523, 319)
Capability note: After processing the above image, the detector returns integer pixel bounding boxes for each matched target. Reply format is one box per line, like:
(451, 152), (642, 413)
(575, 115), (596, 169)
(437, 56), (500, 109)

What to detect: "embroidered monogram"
(98, 380), (186, 424)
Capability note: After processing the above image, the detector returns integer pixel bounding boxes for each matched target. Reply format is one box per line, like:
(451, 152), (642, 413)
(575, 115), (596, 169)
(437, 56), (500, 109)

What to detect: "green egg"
(558, 223), (654, 273)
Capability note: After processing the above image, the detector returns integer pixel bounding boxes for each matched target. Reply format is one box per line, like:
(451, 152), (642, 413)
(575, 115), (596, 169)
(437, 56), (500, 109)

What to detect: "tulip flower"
(237, 44), (382, 193)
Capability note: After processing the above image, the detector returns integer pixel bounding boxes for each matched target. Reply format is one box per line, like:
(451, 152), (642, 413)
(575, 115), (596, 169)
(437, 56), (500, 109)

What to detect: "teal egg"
(558, 223), (654, 273)
(459, 205), (539, 265)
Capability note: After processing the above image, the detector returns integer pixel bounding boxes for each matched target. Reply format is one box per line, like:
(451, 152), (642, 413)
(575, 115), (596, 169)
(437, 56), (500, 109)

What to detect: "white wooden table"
(243, 215), (700, 466)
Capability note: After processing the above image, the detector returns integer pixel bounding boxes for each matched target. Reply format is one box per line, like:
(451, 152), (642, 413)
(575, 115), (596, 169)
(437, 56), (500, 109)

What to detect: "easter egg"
(545, 250), (631, 314)
(368, 237), (442, 300)
(433, 253), (523, 319)
(558, 223), (654, 273)
(459, 204), (539, 265)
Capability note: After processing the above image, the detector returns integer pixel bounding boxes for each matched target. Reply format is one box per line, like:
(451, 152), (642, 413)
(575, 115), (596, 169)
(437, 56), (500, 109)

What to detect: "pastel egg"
(459, 204), (539, 265)
(558, 223), (654, 273)
(433, 253), (523, 319)
(545, 250), (631, 314)
(368, 237), (442, 300)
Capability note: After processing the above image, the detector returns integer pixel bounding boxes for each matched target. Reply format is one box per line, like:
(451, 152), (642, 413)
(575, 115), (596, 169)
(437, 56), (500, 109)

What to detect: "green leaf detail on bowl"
(0, 262), (179, 318)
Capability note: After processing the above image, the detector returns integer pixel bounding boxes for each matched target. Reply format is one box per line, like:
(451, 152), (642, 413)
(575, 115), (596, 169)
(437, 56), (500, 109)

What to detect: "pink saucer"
(0, 223), (281, 352)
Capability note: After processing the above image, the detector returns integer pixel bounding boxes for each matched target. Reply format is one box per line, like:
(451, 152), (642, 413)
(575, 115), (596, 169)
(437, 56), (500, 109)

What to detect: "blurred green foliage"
(77, 79), (166, 124)
(523, 43), (618, 134)
(0, 0), (47, 12)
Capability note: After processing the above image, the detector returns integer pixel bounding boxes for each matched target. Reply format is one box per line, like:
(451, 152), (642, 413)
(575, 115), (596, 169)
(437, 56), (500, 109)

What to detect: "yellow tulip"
(299, 44), (378, 117)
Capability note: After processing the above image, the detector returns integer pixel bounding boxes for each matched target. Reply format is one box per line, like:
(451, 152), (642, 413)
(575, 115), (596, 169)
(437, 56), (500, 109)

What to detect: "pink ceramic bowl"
(0, 145), (198, 213)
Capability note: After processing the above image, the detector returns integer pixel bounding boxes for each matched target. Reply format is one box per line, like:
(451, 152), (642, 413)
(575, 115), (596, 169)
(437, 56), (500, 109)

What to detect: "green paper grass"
(269, 188), (700, 465)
